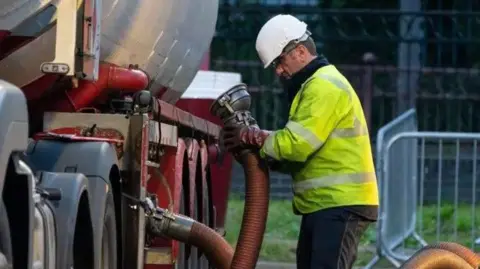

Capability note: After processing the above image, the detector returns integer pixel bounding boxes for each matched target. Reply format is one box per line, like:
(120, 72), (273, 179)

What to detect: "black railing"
(210, 6), (480, 135)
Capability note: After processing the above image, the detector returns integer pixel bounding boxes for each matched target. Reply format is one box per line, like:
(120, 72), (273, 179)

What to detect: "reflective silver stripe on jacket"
(262, 133), (280, 160)
(285, 121), (324, 150)
(264, 71), (367, 159)
(331, 118), (369, 138)
(317, 73), (368, 138)
(318, 74), (350, 95)
(293, 172), (376, 194)
(300, 72), (350, 94)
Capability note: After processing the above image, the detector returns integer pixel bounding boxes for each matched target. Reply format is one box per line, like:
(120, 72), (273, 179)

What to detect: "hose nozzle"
(210, 83), (259, 158)
(209, 83), (257, 128)
(146, 208), (193, 242)
(210, 83), (270, 269)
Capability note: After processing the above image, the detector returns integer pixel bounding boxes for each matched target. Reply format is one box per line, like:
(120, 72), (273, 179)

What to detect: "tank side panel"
(175, 71), (242, 229)
(0, 26), (56, 88)
(185, 138), (199, 222)
(0, 0), (53, 31)
(199, 50), (210, 71)
(144, 139), (187, 268)
(100, 0), (219, 103)
(176, 98), (233, 229)
(1, 0), (219, 105)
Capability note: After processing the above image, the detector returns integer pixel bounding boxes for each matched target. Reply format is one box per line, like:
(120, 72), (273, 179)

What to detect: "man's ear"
(296, 44), (310, 58)
(295, 45), (310, 63)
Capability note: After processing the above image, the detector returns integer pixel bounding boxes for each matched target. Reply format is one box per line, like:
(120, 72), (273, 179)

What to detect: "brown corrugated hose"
(167, 151), (269, 269)
(188, 221), (234, 269)
(400, 242), (480, 269)
(425, 242), (480, 267)
(400, 248), (474, 269)
(229, 152), (270, 269)
(146, 207), (235, 268)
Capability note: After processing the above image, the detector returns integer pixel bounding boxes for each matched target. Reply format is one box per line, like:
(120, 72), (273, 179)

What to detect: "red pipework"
(52, 62), (149, 112)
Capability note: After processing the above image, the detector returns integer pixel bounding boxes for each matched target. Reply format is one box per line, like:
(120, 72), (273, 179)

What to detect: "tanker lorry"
(3, 1), (478, 269)
(0, 0), (273, 268)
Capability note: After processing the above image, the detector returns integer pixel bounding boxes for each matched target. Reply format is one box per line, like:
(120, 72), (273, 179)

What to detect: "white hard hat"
(255, 14), (309, 68)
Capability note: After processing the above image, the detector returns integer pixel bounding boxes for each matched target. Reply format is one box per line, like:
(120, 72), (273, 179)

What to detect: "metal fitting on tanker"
(144, 197), (194, 242)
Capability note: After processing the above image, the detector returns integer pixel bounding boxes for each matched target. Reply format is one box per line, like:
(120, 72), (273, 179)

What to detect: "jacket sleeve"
(259, 77), (351, 162)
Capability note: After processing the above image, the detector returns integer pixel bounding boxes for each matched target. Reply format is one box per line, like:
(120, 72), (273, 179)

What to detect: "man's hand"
(222, 125), (271, 152)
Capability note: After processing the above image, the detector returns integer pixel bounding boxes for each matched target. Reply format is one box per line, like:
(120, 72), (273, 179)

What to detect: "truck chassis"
(0, 79), (227, 269)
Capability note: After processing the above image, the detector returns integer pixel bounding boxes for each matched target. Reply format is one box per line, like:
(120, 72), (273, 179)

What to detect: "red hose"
(51, 62), (149, 111)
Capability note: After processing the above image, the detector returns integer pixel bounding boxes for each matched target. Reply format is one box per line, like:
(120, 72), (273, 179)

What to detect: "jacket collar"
(282, 55), (330, 104)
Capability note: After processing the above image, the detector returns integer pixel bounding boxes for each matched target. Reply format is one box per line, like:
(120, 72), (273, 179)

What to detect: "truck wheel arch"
(26, 140), (120, 269)
(38, 171), (95, 268)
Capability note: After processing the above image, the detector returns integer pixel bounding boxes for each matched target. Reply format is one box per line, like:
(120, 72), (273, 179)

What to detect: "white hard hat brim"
(255, 14), (309, 69)
(262, 31), (311, 69)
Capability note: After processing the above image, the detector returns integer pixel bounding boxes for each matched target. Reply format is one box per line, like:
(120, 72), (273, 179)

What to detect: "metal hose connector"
(146, 147), (270, 269)
(142, 83), (271, 268)
(146, 207), (234, 269)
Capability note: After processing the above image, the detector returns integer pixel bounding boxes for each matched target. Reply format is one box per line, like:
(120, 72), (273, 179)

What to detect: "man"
(222, 14), (379, 269)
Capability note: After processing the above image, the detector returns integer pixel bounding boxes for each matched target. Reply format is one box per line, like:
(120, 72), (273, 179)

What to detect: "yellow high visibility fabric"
(260, 65), (379, 214)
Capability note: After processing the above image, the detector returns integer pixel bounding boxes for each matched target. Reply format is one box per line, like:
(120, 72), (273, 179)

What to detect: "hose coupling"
(210, 83), (260, 158)
(210, 83), (256, 128)
(145, 198), (194, 242)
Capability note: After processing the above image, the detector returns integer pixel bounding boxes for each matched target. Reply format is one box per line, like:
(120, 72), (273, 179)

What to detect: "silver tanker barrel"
(0, 0), (218, 104)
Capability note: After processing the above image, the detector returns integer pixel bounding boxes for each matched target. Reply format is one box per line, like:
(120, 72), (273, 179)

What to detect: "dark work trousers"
(296, 206), (377, 269)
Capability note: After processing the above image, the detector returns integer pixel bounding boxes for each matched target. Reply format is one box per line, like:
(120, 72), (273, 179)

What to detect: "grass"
(224, 196), (480, 267)
(225, 198), (300, 263)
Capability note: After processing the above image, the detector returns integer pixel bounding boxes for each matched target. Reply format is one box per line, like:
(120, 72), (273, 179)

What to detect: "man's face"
(272, 45), (310, 79)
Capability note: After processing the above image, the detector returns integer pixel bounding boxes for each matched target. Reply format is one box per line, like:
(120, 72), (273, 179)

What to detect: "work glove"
(222, 124), (272, 152)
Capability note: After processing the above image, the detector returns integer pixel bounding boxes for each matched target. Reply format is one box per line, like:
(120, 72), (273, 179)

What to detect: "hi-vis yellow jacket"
(260, 65), (379, 214)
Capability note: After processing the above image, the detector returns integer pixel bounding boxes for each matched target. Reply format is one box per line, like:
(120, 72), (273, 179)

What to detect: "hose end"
(145, 205), (194, 242)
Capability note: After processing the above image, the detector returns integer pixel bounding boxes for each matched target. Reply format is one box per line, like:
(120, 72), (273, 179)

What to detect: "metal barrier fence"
(367, 109), (480, 268)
